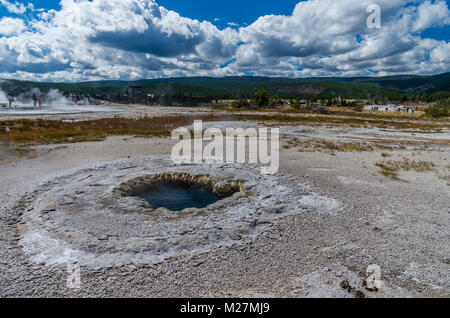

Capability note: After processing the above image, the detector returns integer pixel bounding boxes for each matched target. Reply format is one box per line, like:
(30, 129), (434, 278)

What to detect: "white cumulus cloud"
(0, 17), (26, 36)
(0, 0), (448, 81)
(413, 0), (450, 31)
(0, 0), (28, 14)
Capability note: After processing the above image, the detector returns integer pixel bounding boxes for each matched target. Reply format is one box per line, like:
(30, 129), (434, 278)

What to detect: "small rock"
(362, 280), (379, 292)
(98, 235), (108, 241)
(340, 280), (351, 292)
(256, 218), (273, 225)
(354, 291), (366, 298)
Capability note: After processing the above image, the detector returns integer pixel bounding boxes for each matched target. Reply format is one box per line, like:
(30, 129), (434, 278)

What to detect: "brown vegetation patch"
(326, 107), (427, 120)
(0, 111), (447, 148)
(228, 106), (450, 124)
(283, 137), (392, 153)
(360, 137), (450, 147)
(376, 159), (436, 179)
(230, 112), (446, 131)
(0, 114), (232, 145)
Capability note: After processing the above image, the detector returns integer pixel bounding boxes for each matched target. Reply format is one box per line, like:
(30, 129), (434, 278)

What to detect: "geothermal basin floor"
(0, 106), (449, 298)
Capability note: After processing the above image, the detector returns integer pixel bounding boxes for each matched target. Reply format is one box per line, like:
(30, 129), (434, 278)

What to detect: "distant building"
(126, 86), (144, 96)
(365, 104), (408, 112)
(191, 96), (213, 106)
(100, 86), (213, 107)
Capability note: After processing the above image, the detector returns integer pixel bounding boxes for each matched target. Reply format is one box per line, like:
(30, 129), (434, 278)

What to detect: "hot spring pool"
(135, 184), (221, 211)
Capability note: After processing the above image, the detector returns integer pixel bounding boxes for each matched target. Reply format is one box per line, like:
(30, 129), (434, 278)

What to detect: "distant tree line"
(231, 89), (282, 109)
(2, 79), (450, 110)
(424, 97), (450, 118)
(230, 88), (450, 118)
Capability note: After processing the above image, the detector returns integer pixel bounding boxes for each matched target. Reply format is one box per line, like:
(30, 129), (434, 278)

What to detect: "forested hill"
(1, 72), (449, 99)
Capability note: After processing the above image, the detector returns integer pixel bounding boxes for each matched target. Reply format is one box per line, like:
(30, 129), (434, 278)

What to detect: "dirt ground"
(0, 105), (448, 298)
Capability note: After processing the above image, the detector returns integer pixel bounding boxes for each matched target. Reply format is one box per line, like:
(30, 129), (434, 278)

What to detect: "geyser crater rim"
(114, 173), (246, 213)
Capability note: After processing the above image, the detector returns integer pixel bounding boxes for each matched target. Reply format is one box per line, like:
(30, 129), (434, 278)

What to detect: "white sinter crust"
(18, 156), (330, 268)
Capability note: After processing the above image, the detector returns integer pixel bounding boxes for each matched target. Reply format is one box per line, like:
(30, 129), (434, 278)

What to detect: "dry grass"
(376, 159), (436, 178)
(300, 140), (375, 152)
(0, 111), (447, 147)
(376, 165), (400, 178)
(326, 107), (428, 120)
(283, 138), (382, 152)
(282, 137), (394, 153)
(230, 112), (446, 132)
(228, 106), (450, 124)
(0, 114), (230, 145)
(323, 141), (376, 152)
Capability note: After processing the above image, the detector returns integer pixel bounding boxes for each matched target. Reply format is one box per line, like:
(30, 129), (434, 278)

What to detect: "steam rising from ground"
(0, 87), (117, 115)
(45, 89), (73, 106)
(0, 90), (7, 104)
(0, 88), (77, 107)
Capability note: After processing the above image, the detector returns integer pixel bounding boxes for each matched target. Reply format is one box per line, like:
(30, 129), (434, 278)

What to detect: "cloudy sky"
(0, 0), (449, 82)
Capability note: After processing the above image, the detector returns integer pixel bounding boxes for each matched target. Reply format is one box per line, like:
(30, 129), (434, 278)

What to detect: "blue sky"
(0, 0), (302, 28)
(0, 0), (449, 81)
(1, 0), (448, 39)
(157, 0), (300, 28)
